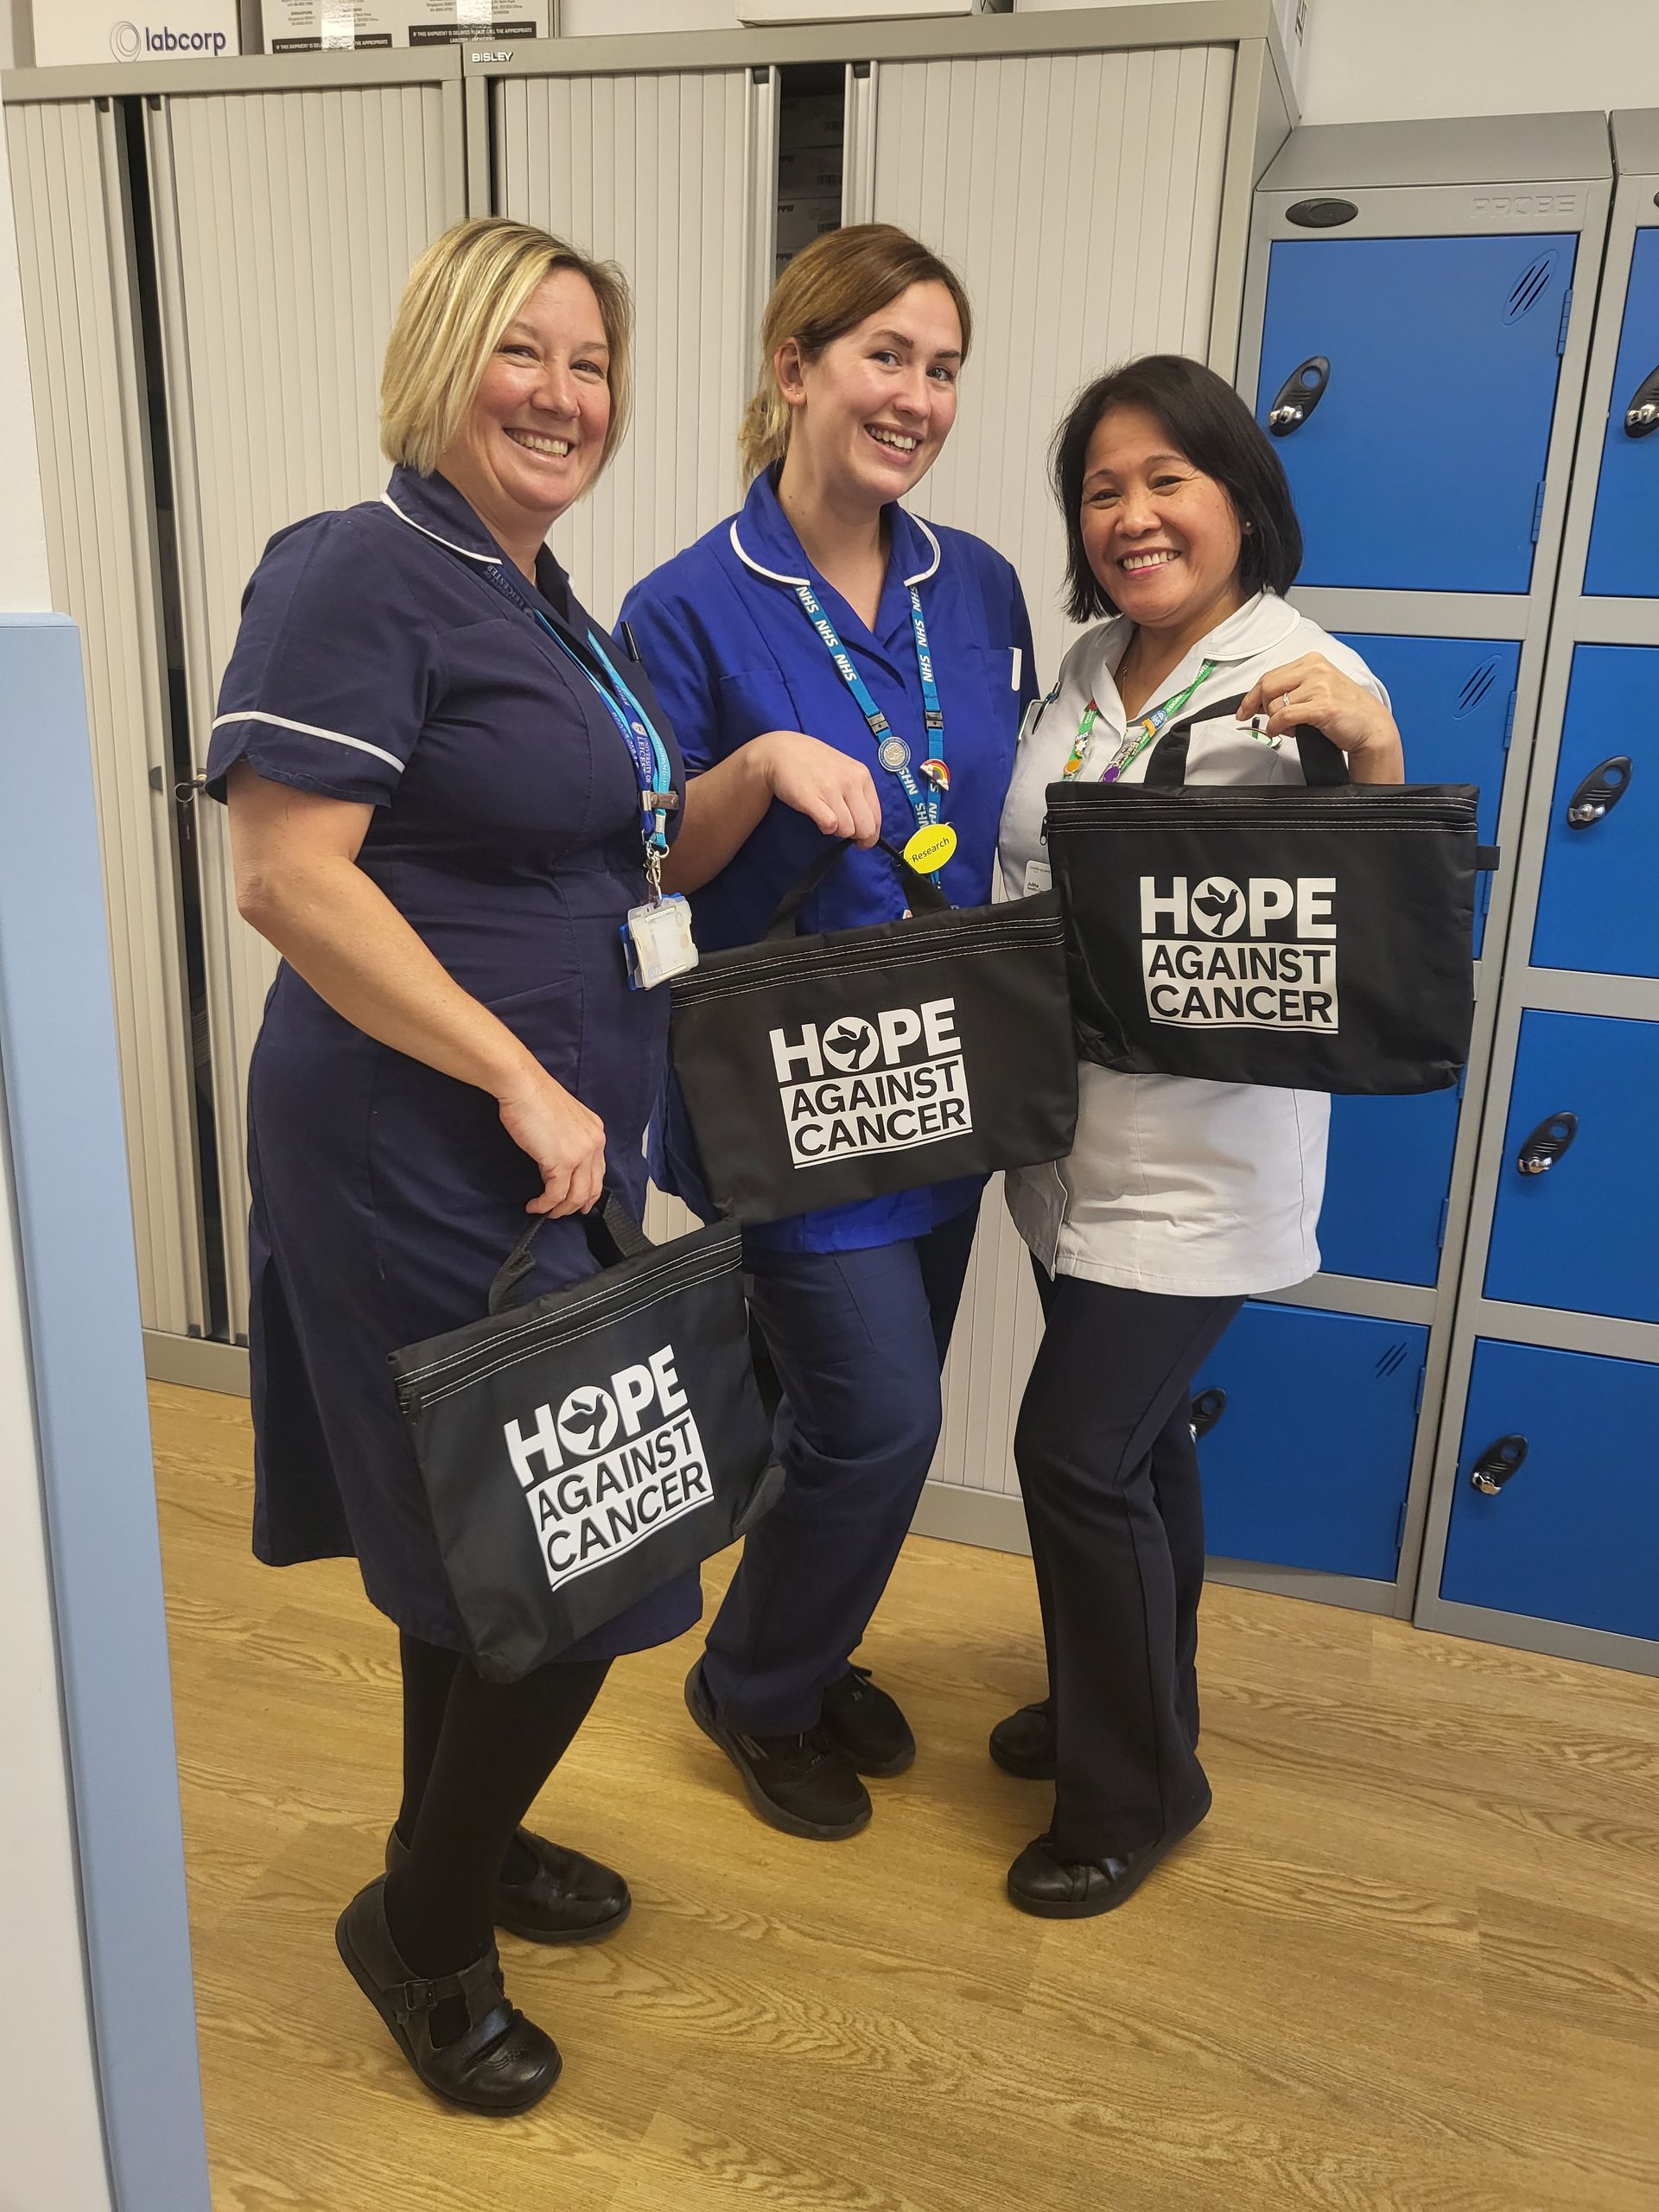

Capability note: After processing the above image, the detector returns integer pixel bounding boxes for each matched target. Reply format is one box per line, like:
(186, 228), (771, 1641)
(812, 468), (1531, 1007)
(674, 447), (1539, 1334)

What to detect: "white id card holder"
(620, 893), (698, 989)
(1023, 860), (1052, 895)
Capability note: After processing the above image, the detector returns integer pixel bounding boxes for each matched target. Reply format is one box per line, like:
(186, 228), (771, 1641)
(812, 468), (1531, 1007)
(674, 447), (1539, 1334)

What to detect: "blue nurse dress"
(207, 464), (700, 1656)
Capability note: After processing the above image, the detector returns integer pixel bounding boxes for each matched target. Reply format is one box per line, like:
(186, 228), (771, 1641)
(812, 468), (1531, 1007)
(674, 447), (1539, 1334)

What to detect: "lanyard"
(1064, 658), (1217, 784)
(792, 577), (948, 834)
(475, 554), (677, 890)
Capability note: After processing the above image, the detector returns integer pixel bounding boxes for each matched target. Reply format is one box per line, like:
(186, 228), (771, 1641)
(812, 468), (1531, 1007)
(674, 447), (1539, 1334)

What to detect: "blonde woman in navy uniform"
(994, 357), (1402, 1917)
(621, 226), (1037, 1842)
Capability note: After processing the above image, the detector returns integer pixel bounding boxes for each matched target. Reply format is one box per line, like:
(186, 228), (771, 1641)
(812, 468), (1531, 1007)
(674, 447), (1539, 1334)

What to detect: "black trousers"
(1014, 1268), (1242, 1862)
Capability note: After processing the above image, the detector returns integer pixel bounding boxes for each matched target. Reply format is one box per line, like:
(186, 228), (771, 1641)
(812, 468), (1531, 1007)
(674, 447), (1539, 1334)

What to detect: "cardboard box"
(32, 2), (241, 64)
(775, 194), (842, 257)
(779, 92), (844, 152)
(777, 144), (843, 198)
(259, 0), (548, 50)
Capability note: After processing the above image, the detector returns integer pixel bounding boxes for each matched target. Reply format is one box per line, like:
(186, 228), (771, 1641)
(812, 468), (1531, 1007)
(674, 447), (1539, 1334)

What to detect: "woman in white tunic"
(994, 355), (1402, 1917)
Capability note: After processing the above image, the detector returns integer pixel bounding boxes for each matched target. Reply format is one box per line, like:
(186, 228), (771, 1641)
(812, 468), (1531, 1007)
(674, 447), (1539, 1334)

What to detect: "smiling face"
(438, 264), (612, 550)
(1079, 404), (1247, 641)
(779, 279), (963, 512)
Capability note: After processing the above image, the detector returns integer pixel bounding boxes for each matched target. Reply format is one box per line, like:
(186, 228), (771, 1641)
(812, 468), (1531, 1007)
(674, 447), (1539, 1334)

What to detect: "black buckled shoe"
(684, 1661), (871, 1840)
(821, 1665), (916, 1777)
(988, 1697), (1056, 1781)
(1007, 1791), (1211, 1920)
(385, 1827), (630, 1947)
(335, 1877), (561, 2113)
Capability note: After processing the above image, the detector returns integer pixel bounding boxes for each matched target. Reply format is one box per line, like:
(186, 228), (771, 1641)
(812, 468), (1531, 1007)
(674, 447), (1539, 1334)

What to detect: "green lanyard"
(1062, 658), (1217, 784)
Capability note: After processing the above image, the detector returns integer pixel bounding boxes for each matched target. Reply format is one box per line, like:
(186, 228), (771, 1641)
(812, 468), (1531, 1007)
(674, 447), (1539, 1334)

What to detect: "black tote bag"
(1046, 695), (1497, 1096)
(668, 840), (1078, 1224)
(390, 1197), (779, 1682)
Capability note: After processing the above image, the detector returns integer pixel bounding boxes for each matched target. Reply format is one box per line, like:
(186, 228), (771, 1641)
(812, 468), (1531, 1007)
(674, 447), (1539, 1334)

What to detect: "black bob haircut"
(1051, 354), (1303, 625)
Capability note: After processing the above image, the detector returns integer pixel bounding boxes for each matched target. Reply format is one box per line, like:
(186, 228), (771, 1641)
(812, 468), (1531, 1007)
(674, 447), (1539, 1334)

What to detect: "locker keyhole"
(1624, 364), (1659, 439)
(1566, 756), (1632, 828)
(1191, 1387), (1227, 1441)
(1267, 356), (1329, 435)
(1516, 1112), (1578, 1176)
(1469, 1433), (1529, 1496)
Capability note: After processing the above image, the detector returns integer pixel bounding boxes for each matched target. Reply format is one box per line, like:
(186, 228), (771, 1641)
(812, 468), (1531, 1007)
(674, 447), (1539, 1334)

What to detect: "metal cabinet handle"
(1624, 363), (1659, 438)
(1267, 355), (1330, 436)
(1469, 1433), (1529, 1496)
(1516, 1111), (1578, 1175)
(1190, 1387), (1227, 1440)
(1567, 755), (1632, 826)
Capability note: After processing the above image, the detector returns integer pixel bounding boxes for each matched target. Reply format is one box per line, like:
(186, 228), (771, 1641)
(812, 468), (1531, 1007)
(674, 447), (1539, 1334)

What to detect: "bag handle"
(1141, 689), (1350, 790)
(486, 1191), (652, 1317)
(761, 836), (950, 940)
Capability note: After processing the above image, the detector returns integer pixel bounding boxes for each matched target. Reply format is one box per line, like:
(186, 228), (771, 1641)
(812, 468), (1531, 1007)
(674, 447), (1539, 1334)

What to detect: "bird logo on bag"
(821, 1017), (882, 1071)
(1189, 878), (1246, 937)
(556, 1388), (621, 1457)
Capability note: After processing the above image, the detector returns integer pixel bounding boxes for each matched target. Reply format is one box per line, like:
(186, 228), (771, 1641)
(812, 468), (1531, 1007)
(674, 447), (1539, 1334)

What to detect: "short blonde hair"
(380, 217), (633, 477)
(740, 224), (972, 480)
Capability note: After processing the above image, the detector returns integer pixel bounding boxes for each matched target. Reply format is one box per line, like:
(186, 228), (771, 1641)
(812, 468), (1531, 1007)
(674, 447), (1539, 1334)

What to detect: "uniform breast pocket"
(965, 644), (1027, 759)
(714, 668), (806, 753)
(1181, 711), (1301, 786)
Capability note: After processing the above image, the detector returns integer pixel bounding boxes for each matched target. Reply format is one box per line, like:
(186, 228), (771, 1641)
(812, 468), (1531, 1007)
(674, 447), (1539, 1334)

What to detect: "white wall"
(1300, 0), (1659, 124)
(0, 86), (115, 2212)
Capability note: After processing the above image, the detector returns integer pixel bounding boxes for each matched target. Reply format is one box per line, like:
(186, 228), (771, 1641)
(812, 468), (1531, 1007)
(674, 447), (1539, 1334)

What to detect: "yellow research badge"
(903, 821), (958, 875)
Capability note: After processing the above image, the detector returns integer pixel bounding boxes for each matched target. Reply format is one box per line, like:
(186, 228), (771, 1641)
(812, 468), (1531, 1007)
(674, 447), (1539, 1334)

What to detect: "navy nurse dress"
(207, 464), (700, 1657)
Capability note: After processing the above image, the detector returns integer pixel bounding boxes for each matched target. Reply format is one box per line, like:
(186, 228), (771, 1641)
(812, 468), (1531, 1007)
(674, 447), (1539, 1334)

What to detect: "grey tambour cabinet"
(1412, 111), (1659, 1679)
(6, 93), (207, 1340)
(462, 3), (1298, 1541)
(1216, 115), (1612, 1617)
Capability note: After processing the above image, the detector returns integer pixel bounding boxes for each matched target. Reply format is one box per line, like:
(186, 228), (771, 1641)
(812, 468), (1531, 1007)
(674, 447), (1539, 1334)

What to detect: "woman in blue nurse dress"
(620, 225), (1037, 1846)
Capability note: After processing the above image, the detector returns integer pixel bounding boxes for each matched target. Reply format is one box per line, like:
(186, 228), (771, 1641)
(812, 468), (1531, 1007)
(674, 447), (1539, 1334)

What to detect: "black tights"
(385, 1630), (610, 1979)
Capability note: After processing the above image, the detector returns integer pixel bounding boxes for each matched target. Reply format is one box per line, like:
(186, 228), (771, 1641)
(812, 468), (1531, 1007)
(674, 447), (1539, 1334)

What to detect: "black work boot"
(988, 1696), (1057, 1780)
(684, 1662), (871, 1840)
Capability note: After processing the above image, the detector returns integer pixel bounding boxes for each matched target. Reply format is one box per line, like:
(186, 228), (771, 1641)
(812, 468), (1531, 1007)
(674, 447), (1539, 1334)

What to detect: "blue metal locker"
(1440, 1338), (1659, 1641)
(1484, 1009), (1659, 1325)
(1314, 635), (1516, 1282)
(1256, 234), (1576, 593)
(1531, 645), (1659, 975)
(1195, 1301), (1427, 1579)
(1582, 227), (1659, 600)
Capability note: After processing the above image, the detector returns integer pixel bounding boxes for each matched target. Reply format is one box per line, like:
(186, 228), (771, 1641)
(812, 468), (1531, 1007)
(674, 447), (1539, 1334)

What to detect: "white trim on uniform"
(379, 492), (501, 564)
(728, 518), (808, 587)
(729, 511), (944, 591)
(211, 709), (406, 776)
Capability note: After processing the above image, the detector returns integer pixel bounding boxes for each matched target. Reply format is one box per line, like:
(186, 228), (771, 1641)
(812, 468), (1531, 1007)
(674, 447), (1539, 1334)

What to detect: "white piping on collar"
(728, 511), (944, 591)
(379, 490), (500, 564)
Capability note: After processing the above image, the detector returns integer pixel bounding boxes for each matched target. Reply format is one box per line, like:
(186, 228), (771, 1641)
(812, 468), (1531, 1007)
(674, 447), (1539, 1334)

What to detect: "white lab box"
(31, 2), (242, 64)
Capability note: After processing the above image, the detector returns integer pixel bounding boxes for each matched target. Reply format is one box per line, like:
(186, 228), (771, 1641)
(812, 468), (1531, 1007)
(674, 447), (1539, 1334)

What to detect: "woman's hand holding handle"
(495, 1066), (607, 1218)
(1236, 653), (1404, 785)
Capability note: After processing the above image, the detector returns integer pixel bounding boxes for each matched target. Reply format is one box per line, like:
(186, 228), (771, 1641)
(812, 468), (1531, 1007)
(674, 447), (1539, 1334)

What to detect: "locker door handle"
(1469, 1433), (1528, 1496)
(1624, 363), (1659, 438)
(1267, 356), (1329, 435)
(1516, 1111), (1578, 1175)
(1190, 1387), (1227, 1440)
(1567, 756), (1632, 826)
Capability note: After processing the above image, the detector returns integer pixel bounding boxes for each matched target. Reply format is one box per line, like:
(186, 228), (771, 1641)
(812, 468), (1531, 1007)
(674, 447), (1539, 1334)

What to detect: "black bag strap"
(486, 1191), (652, 1317)
(760, 836), (950, 940)
(1141, 688), (1350, 790)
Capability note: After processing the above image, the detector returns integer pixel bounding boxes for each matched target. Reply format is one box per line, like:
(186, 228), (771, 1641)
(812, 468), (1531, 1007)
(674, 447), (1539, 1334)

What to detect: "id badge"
(1023, 860), (1052, 896)
(620, 893), (697, 990)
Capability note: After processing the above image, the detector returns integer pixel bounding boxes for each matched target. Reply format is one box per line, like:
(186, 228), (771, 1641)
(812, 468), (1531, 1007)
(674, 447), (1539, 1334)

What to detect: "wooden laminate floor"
(149, 1380), (1659, 2212)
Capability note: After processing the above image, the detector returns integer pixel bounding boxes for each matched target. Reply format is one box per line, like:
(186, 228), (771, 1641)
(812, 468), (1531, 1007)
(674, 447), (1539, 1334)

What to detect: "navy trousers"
(702, 1205), (979, 1735)
(1014, 1269), (1242, 1863)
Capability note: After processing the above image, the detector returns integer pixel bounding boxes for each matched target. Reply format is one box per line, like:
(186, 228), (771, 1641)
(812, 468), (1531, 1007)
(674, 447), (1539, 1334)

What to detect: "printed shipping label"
(769, 999), (973, 1166)
(1140, 874), (1339, 1033)
(502, 1346), (713, 1593)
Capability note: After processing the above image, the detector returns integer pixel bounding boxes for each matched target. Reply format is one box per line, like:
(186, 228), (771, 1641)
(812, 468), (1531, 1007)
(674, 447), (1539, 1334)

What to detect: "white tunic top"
(997, 591), (1389, 1297)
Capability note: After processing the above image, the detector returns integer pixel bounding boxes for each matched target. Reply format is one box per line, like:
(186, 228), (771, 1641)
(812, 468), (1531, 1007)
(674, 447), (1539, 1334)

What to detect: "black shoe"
(385, 1827), (630, 1947)
(1007, 1791), (1211, 1921)
(335, 1877), (561, 2113)
(821, 1665), (916, 1777)
(988, 1697), (1056, 1781)
(684, 1662), (871, 1840)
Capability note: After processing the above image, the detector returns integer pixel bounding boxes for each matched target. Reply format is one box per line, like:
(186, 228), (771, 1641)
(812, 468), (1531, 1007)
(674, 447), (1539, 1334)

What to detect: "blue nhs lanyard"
(477, 554), (676, 885)
(792, 577), (948, 833)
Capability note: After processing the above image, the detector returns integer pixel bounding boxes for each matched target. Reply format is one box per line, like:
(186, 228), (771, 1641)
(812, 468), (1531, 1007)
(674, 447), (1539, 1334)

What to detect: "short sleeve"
(206, 513), (439, 806)
(618, 568), (721, 778)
